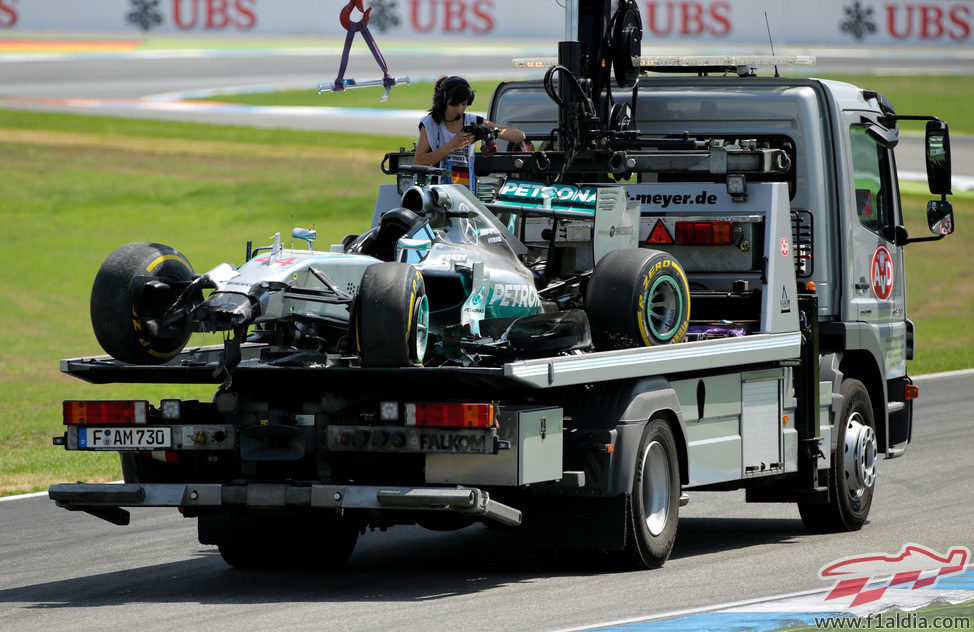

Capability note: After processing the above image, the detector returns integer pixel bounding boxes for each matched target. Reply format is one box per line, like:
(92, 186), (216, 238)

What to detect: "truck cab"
(486, 67), (953, 461)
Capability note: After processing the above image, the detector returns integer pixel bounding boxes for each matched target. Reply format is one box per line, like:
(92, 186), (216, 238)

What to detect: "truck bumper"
(48, 482), (523, 527)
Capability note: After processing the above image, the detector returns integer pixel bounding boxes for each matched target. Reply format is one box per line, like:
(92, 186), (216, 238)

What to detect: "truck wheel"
(619, 418), (681, 569)
(799, 379), (877, 533)
(354, 262), (428, 367)
(90, 242), (194, 365)
(586, 249), (690, 350)
(217, 511), (359, 570)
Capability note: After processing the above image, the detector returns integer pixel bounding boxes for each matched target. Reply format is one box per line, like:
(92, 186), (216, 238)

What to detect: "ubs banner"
(1, 0), (971, 46)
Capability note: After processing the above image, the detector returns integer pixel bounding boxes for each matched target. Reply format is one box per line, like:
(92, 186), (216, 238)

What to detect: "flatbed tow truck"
(49, 0), (955, 569)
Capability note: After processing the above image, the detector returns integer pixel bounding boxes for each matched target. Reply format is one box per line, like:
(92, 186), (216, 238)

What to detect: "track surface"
(1, 372), (970, 632)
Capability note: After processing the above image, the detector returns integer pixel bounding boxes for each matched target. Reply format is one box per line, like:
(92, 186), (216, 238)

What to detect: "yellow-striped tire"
(354, 262), (428, 367)
(586, 249), (690, 350)
(90, 242), (194, 365)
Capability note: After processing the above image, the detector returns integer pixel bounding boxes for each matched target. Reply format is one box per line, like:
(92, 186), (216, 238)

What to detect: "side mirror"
(925, 120), (952, 196)
(292, 227), (317, 250)
(927, 199), (954, 236)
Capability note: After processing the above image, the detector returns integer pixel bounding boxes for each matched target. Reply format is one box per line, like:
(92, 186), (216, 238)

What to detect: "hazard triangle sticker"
(647, 219), (673, 244)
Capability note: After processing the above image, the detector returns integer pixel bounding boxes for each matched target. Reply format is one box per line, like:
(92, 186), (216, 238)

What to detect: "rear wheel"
(799, 379), (877, 532)
(90, 242), (195, 364)
(586, 249), (690, 350)
(214, 510), (359, 570)
(354, 263), (428, 367)
(617, 418), (681, 569)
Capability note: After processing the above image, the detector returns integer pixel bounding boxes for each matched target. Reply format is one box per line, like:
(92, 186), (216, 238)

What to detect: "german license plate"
(78, 427), (171, 450)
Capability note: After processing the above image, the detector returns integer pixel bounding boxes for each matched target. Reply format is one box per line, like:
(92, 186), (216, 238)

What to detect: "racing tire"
(90, 242), (194, 365)
(586, 249), (690, 351)
(798, 379), (877, 533)
(354, 262), (429, 367)
(616, 418), (681, 570)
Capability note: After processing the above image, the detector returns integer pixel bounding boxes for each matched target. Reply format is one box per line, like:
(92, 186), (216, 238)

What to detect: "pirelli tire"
(90, 242), (195, 365)
(354, 262), (429, 367)
(586, 248), (690, 350)
(799, 379), (878, 533)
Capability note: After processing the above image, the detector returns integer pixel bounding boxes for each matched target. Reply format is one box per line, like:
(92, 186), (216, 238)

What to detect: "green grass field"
(0, 109), (413, 494)
(1, 73), (972, 496)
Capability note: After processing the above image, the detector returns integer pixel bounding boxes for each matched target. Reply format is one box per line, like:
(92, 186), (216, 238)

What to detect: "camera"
(462, 122), (498, 155)
(462, 123), (498, 143)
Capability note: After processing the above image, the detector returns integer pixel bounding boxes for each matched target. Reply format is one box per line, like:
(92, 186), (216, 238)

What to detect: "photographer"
(414, 75), (525, 187)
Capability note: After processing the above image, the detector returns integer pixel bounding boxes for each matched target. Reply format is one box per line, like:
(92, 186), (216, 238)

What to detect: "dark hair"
(429, 76), (475, 123)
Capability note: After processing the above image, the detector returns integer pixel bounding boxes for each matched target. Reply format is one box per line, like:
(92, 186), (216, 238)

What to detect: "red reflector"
(63, 401), (147, 425)
(647, 219), (673, 244)
(405, 403), (495, 428)
(905, 384), (919, 401)
(675, 221), (733, 245)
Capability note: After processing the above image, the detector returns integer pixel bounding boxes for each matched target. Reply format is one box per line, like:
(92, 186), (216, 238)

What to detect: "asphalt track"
(1, 371), (972, 632)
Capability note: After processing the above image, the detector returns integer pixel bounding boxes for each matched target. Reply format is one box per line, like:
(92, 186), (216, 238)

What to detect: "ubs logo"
(841, 0), (877, 40)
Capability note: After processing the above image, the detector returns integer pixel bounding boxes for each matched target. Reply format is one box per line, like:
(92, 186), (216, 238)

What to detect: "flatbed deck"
(61, 332), (802, 392)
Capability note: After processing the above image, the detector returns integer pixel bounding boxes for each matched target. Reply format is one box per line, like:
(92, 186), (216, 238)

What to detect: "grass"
(193, 76), (974, 136)
(0, 90), (971, 496)
(901, 193), (974, 373)
(0, 109), (413, 495)
(191, 80), (505, 112)
(808, 73), (974, 135)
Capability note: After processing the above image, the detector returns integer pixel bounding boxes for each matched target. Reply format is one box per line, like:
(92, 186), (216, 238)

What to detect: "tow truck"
(49, 0), (955, 569)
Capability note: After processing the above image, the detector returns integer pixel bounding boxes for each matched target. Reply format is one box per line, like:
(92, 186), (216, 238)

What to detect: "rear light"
(405, 403), (495, 428)
(904, 384), (919, 401)
(675, 221), (733, 245)
(63, 401), (147, 426)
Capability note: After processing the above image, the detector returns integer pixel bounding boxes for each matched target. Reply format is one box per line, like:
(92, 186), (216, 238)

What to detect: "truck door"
(844, 114), (908, 380)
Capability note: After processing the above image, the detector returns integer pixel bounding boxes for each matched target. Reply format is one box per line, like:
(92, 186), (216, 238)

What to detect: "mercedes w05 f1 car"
(89, 168), (690, 370)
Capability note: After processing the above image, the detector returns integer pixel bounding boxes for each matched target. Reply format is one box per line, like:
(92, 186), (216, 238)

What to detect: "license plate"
(78, 427), (171, 450)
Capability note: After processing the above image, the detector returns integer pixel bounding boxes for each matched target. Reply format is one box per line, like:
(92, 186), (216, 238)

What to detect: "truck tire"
(586, 249), (690, 350)
(90, 242), (194, 365)
(354, 262), (429, 367)
(799, 379), (877, 533)
(618, 418), (681, 569)
(217, 510), (358, 570)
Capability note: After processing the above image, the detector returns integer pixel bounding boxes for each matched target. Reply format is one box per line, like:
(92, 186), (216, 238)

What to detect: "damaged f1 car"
(89, 166), (691, 370)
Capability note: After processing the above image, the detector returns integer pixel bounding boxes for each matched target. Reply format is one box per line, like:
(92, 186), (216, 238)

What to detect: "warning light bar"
(513, 55), (816, 71)
(405, 403), (495, 428)
(63, 401), (147, 426)
(638, 55), (816, 68)
(675, 221), (733, 245)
